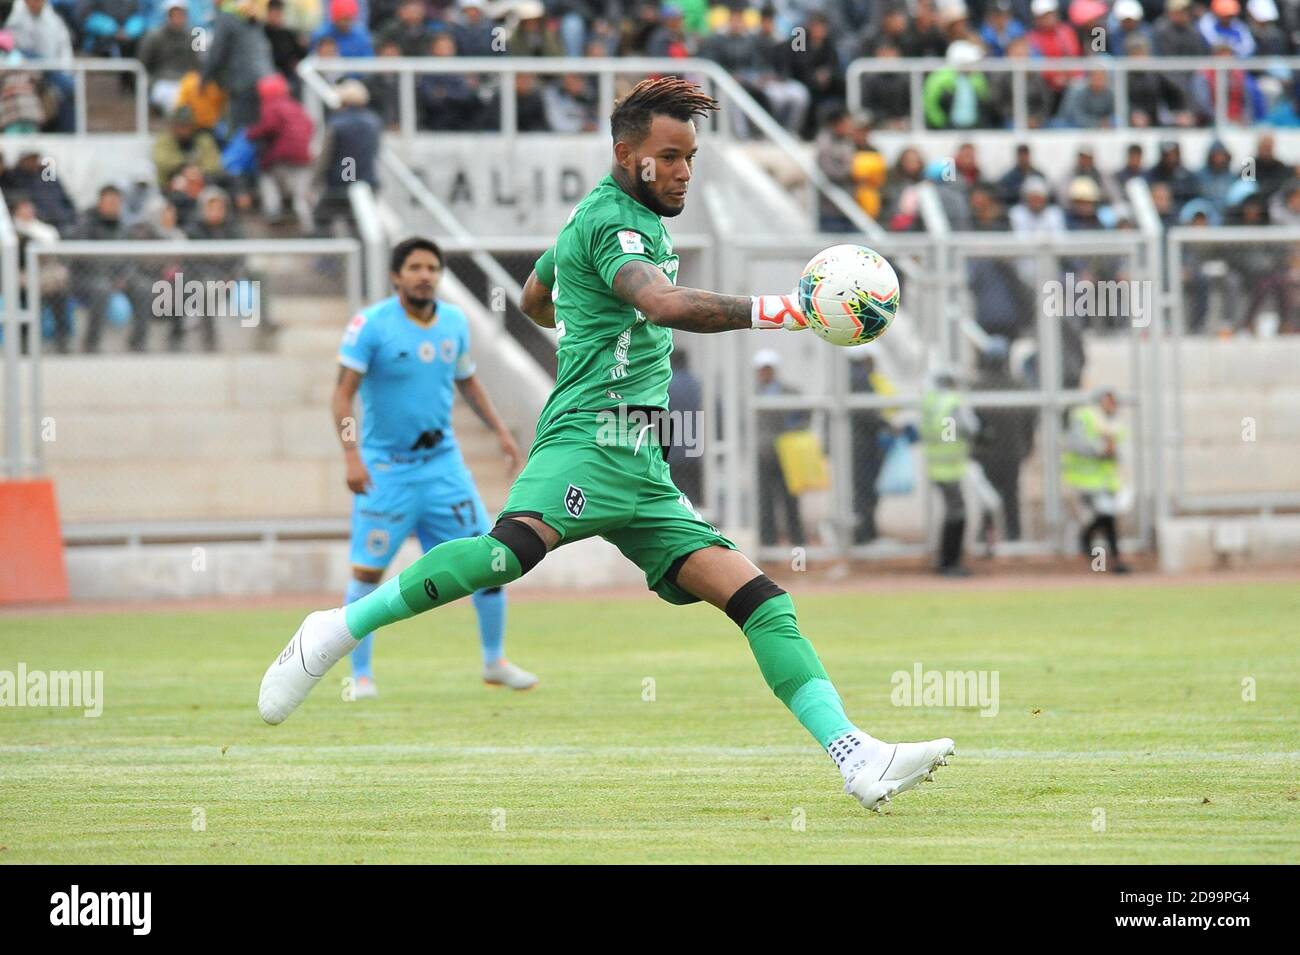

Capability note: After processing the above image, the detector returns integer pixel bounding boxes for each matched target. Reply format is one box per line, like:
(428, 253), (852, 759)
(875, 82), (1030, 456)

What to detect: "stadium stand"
(2, 0), (1299, 599)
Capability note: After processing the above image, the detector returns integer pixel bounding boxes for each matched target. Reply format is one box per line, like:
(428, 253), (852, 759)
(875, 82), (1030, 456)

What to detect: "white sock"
(303, 608), (358, 673)
(827, 730), (890, 783)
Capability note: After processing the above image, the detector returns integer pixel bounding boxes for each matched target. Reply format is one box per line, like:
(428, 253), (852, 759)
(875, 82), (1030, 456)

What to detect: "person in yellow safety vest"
(921, 371), (980, 577)
(1062, 389), (1130, 573)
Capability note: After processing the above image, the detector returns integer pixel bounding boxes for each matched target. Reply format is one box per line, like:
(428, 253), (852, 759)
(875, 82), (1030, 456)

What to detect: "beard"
(403, 292), (434, 310)
(631, 173), (685, 218)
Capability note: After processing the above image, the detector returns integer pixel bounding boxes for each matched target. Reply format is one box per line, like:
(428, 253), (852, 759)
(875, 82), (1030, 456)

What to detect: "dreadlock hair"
(609, 77), (720, 146)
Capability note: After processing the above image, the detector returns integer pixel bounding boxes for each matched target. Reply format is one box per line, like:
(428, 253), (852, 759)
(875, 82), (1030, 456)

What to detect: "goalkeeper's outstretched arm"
(611, 260), (808, 334)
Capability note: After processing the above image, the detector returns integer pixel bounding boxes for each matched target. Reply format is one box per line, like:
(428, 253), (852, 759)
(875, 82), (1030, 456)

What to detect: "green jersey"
(532, 174), (679, 435)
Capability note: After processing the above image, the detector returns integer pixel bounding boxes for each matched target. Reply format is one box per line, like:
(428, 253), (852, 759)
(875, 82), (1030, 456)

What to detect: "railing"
(846, 55), (1300, 131)
(297, 55), (885, 241)
(0, 197), (26, 476)
(1, 58), (149, 136)
(1163, 225), (1300, 516)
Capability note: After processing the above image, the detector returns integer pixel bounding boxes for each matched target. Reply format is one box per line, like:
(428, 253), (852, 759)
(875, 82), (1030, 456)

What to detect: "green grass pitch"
(1, 580), (1297, 863)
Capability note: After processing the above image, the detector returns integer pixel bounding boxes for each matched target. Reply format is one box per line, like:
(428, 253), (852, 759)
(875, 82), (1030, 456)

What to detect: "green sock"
(345, 534), (524, 637)
(741, 593), (857, 748)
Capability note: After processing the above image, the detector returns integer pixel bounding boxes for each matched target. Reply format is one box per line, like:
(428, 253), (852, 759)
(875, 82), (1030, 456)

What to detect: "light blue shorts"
(349, 471), (490, 570)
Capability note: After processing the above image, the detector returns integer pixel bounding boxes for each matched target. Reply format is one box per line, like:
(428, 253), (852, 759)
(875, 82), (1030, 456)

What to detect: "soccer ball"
(798, 244), (900, 347)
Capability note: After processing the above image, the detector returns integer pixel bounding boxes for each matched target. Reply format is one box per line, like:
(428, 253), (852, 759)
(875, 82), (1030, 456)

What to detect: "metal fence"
(1164, 226), (1300, 515)
(0, 58), (149, 136)
(2, 239), (361, 484)
(847, 55), (1300, 131)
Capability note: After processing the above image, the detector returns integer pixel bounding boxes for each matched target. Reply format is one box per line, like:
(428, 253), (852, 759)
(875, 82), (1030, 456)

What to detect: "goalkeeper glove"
(751, 292), (809, 331)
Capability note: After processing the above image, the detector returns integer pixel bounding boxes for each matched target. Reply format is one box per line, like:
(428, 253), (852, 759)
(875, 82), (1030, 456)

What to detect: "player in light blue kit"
(332, 237), (537, 697)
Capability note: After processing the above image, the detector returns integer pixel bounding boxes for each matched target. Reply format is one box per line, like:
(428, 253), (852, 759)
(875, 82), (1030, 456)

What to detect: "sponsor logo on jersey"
(342, 312), (366, 346)
(617, 230), (644, 254)
(423, 577), (439, 601)
(564, 484), (587, 518)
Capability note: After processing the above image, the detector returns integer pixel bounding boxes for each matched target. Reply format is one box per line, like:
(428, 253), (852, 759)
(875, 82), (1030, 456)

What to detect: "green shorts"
(498, 410), (735, 604)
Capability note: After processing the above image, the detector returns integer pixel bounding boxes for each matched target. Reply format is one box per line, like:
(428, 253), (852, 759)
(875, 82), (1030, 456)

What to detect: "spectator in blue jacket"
(312, 0), (374, 57)
(1198, 0), (1256, 56)
(78, 0), (147, 57)
(979, 0), (1025, 56)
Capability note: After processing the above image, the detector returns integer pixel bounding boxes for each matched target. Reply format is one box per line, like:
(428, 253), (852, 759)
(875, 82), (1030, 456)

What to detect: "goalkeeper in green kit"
(258, 77), (954, 812)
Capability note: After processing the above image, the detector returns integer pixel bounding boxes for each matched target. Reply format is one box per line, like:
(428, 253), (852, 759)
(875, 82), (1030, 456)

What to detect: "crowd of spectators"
(816, 125), (1300, 334)
(1, 0), (1298, 349)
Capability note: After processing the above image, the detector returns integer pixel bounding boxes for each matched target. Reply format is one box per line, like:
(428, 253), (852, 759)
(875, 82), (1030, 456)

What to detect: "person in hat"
(1064, 175), (1105, 229)
(1245, 0), (1286, 54)
(922, 39), (992, 130)
(152, 104), (224, 189)
(508, 0), (565, 57)
(246, 71), (316, 232)
(1009, 174), (1066, 236)
(1057, 145), (1116, 206)
(1063, 389), (1130, 573)
(1108, 0), (1151, 55)
(139, 0), (203, 114)
(312, 0), (374, 56)
(753, 348), (807, 548)
(1198, 0), (1256, 56)
(312, 77), (381, 238)
(1027, 0), (1082, 103)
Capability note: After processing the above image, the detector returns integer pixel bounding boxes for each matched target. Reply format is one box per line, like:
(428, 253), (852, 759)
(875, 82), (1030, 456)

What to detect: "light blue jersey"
(337, 296), (477, 486)
(338, 293), (509, 679)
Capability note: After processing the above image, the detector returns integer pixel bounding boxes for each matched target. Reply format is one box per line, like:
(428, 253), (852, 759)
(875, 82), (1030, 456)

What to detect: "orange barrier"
(0, 479), (69, 604)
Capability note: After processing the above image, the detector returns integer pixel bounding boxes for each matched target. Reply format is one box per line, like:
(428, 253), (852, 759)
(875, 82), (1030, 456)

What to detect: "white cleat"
(482, 658), (539, 691)
(845, 737), (956, 812)
(259, 608), (354, 724)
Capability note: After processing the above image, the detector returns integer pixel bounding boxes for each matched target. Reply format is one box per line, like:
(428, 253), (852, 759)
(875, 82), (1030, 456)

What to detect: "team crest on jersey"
(418, 340), (436, 363)
(342, 313), (366, 346)
(440, 338), (457, 364)
(564, 484), (587, 518)
(365, 528), (390, 557)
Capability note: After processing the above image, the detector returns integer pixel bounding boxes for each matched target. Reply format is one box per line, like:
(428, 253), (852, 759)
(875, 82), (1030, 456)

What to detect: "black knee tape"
(725, 574), (787, 629)
(488, 518), (547, 575)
